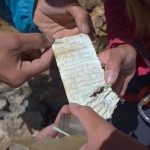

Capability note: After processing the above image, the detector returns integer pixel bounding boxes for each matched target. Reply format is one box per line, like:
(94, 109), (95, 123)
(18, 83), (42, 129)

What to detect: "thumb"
(98, 49), (122, 85)
(21, 47), (54, 79)
(69, 103), (114, 150)
(98, 48), (111, 65)
(18, 33), (54, 52)
(67, 5), (90, 34)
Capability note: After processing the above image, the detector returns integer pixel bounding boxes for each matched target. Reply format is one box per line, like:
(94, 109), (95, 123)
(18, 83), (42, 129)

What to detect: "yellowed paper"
(52, 33), (119, 119)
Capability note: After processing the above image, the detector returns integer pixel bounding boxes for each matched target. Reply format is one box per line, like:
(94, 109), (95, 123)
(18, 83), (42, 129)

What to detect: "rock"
(91, 13), (103, 28)
(9, 104), (25, 113)
(9, 143), (29, 150)
(4, 111), (43, 142)
(0, 111), (9, 119)
(0, 83), (12, 93)
(0, 121), (11, 150)
(0, 98), (7, 110)
(93, 5), (105, 16)
(78, 0), (102, 10)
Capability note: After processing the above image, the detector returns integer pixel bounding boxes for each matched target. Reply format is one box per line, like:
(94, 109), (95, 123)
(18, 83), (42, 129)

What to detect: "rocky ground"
(0, 1), (107, 149)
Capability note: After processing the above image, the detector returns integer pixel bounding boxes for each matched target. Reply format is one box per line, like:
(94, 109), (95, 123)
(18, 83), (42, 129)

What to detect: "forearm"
(92, 117), (147, 150)
(103, 129), (149, 150)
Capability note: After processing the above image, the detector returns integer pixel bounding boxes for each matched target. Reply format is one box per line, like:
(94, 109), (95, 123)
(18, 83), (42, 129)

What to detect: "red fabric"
(122, 87), (150, 107)
(104, 0), (150, 102)
(104, 0), (150, 76)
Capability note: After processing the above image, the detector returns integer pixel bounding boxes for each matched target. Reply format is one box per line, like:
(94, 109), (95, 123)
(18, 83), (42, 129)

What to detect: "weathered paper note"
(52, 34), (119, 119)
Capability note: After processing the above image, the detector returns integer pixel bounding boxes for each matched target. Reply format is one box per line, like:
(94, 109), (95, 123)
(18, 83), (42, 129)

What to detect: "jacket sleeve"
(104, 0), (150, 76)
(0, 0), (39, 33)
(104, 0), (136, 47)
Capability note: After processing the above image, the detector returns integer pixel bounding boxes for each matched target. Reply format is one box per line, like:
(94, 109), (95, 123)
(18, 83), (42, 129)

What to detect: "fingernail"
(81, 23), (90, 34)
(105, 70), (116, 85)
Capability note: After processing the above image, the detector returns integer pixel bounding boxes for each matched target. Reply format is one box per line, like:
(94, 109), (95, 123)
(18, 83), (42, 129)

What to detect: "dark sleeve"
(104, 0), (136, 45)
(104, 0), (150, 75)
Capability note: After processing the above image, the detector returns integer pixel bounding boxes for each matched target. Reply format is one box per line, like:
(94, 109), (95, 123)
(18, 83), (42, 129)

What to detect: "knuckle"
(7, 74), (25, 88)
(8, 34), (21, 50)
(32, 33), (46, 47)
(79, 9), (89, 18)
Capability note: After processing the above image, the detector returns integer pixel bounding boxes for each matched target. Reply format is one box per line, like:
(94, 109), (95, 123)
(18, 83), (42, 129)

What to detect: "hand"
(37, 104), (115, 146)
(33, 0), (91, 39)
(37, 104), (148, 150)
(98, 44), (137, 96)
(0, 31), (54, 87)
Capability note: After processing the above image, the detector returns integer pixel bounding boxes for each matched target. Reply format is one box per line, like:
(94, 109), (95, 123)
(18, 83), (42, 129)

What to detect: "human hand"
(37, 104), (148, 150)
(98, 44), (137, 96)
(37, 104), (115, 148)
(37, 104), (147, 150)
(0, 31), (54, 87)
(33, 0), (92, 39)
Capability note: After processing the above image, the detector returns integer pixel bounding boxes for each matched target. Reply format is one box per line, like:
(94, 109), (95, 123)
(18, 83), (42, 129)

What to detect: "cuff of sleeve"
(108, 38), (127, 48)
(108, 37), (144, 56)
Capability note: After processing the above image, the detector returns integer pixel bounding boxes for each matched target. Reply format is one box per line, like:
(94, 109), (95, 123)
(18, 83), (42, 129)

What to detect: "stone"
(0, 121), (11, 150)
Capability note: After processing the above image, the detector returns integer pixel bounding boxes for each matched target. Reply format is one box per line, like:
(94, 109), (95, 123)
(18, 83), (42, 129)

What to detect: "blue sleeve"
(0, 0), (39, 33)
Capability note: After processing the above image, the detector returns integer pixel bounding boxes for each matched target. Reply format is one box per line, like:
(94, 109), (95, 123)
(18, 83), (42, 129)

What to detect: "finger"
(30, 50), (42, 60)
(52, 27), (80, 39)
(37, 124), (58, 139)
(120, 78), (129, 96)
(54, 105), (70, 125)
(104, 50), (123, 85)
(22, 50), (42, 61)
(18, 33), (54, 52)
(98, 49), (111, 64)
(120, 69), (135, 96)
(67, 6), (90, 33)
(79, 144), (89, 150)
(98, 48), (122, 85)
(21, 48), (54, 78)
(69, 104), (115, 149)
(37, 105), (70, 139)
(111, 72), (125, 95)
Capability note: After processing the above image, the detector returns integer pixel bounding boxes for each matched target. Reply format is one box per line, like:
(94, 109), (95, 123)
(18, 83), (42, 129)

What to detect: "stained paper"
(52, 34), (119, 119)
